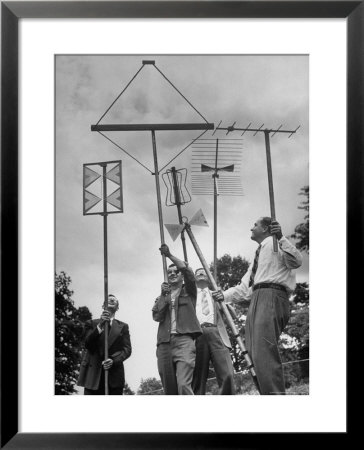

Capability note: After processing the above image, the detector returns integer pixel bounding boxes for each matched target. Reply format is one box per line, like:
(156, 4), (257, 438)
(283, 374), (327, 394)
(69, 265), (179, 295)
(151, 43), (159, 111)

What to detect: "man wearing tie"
(212, 217), (302, 394)
(77, 294), (132, 395)
(192, 268), (235, 395)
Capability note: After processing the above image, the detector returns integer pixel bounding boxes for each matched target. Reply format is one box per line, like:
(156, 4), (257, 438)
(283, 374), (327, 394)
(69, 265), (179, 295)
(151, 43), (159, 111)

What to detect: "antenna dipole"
(214, 122), (300, 251)
(162, 167), (191, 262)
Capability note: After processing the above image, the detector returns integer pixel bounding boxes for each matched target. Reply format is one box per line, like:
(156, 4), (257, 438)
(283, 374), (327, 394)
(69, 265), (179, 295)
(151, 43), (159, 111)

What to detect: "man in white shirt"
(192, 268), (235, 395)
(212, 217), (302, 394)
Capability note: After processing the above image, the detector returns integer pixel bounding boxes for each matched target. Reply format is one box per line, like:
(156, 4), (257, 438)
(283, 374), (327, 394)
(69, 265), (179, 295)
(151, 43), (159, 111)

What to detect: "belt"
(253, 282), (287, 293)
(201, 322), (217, 328)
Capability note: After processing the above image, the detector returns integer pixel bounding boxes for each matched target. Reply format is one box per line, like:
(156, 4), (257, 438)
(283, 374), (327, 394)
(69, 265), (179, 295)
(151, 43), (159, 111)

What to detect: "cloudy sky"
(56, 54), (309, 393)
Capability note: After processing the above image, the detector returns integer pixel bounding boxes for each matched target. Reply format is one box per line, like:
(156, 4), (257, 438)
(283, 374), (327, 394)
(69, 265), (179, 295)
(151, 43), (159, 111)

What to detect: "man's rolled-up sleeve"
(279, 236), (303, 269)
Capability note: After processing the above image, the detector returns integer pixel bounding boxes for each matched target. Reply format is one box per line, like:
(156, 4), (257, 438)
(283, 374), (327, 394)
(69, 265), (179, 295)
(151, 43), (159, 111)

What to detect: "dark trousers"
(84, 370), (124, 395)
(245, 287), (290, 395)
(192, 326), (235, 395)
(157, 334), (196, 395)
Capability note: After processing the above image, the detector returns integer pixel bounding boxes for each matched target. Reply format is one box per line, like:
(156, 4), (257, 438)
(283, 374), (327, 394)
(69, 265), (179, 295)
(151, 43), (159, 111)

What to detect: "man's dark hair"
(194, 267), (206, 275)
(260, 216), (272, 231)
(167, 263), (182, 275)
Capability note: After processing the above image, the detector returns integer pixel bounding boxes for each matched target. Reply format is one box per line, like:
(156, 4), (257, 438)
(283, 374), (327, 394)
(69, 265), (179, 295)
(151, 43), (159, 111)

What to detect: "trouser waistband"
(253, 282), (287, 293)
(201, 322), (217, 328)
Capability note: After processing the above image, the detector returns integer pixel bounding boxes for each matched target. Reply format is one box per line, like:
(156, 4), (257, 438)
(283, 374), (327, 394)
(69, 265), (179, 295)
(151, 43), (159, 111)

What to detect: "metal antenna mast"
(191, 138), (244, 281)
(83, 160), (123, 395)
(213, 122), (300, 251)
(91, 60), (214, 281)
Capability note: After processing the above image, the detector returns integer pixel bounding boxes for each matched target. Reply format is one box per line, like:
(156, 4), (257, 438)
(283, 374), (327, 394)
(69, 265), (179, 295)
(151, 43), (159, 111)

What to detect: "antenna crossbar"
(92, 123), (214, 132)
(214, 122), (300, 137)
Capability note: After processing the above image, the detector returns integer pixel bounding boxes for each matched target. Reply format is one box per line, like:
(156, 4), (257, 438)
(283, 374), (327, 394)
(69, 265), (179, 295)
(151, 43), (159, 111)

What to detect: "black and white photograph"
(2, 0), (357, 444)
(55, 54), (309, 396)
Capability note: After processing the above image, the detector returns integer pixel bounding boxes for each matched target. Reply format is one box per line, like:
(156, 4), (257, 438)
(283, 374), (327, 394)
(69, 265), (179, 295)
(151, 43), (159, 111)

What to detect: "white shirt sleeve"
(223, 268), (253, 303)
(279, 236), (303, 269)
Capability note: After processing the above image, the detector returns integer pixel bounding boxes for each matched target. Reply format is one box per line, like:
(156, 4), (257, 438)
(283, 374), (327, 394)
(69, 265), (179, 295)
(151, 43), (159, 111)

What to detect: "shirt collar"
(198, 287), (209, 293)
(260, 236), (271, 247)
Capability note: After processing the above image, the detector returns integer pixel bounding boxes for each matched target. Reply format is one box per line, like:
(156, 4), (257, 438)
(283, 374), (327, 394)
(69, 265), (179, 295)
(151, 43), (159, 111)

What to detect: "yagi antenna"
(213, 121), (300, 252)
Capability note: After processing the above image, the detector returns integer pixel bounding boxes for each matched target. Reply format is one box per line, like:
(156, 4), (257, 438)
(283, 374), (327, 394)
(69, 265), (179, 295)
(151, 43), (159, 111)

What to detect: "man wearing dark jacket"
(152, 244), (202, 394)
(77, 294), (131, 395)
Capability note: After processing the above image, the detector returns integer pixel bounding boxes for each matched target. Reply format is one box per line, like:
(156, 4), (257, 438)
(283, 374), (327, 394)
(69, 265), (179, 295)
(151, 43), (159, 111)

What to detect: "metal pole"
(213, 139), (219, 281)
(264, 130), (278, 252)
(91, 123), (214, 132)
(151, 130), (168, 282)
(183, 223), (261, 393)
(171, 167), (188, 262)
(102, 164), (109, 395)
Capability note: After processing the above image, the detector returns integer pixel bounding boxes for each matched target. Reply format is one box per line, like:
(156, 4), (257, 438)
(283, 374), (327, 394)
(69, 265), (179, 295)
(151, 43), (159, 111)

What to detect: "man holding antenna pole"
(153, 244), (202, 395)
(192, 267), (235, 395)
(77, 294), (132, 395)
(212, 217), (302, 394)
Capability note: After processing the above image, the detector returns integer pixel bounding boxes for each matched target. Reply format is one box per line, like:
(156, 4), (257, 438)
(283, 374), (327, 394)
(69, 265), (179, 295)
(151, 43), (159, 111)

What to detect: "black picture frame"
(1, 1), (359, 448)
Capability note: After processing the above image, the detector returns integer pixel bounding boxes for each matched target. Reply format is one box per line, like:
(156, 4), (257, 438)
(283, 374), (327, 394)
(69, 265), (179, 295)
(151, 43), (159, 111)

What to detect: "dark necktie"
(249, 245), (262, 287)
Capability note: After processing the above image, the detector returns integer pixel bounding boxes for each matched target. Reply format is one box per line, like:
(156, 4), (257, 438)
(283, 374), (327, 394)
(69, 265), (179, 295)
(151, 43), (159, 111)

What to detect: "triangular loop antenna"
(91, 60), (214, 174)
(95, 63), (146, 126)
(94, 60), (211, 127)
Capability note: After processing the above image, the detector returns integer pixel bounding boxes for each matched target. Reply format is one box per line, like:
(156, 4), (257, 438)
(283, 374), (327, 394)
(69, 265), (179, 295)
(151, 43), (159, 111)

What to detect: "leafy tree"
(292, 281), (309, 304)
(280, 282), (309, 386)
(137, 377), (163, 395)
(123, 382), (135, 395)
(75, 305), (93, 323)
(55, 271), (92, 394)
(291, 185), (309, 253)
(210, 254), (250, 290)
